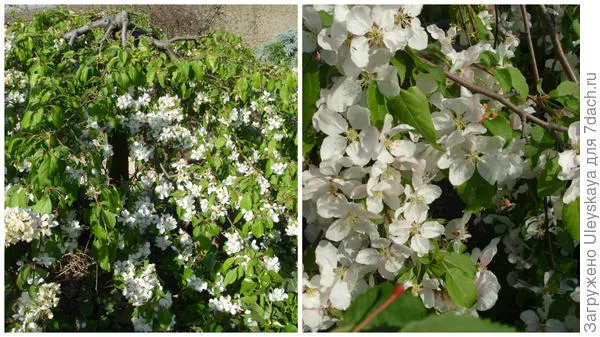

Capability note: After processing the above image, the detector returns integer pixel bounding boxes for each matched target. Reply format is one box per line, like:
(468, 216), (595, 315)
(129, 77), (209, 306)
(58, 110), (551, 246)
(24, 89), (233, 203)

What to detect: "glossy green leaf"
(303, 53), (321, 134)
(251, 221), (264, 238)
(31, 195), (52, 215)
(401, 313), (516, 332)
(223, 268), (238, 286)
(445, 267), (478, 308)
(538, 155), (567, 197)
(338, 283), (427, 332)
(367, 82), (388, 129)
(563, 198), (580, 242)
(456, 170), (496, 212)
(443, 252), (476, 278)
(549, 81), (580, 99)
(483, 113), (519, 144)
(386, 86), (438, 146)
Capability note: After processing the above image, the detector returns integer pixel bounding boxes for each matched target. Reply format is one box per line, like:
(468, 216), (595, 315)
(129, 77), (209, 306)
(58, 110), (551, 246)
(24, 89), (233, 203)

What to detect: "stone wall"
(4, 4), (297, 49)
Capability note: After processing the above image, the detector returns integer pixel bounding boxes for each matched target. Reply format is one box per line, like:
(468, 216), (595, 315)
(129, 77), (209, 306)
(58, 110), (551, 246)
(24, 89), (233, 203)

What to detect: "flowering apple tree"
(4, 8), (297, 332)
(302, 4), (579, 332)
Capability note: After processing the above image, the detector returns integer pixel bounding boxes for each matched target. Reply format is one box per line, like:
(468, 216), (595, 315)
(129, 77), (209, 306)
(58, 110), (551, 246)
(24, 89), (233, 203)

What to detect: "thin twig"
(520, 5), (541, 90)
(537, 5), (578, 84)
(494, 5), (500, 49)
(543, 197), (557, 269)
(466, 5), (478, 36)
(417, 54), (569, 134)
(458, 6), (472, 46)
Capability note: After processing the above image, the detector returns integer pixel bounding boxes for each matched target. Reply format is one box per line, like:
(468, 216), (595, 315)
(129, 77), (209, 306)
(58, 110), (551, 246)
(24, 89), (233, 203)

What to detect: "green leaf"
(563, 198), (580, 242)
(213, 136), (226, 149)
(537, 155), (567, 197)
(50, 106), (64, 128)
(31, 195), (52, 215)
(240, 278), (257, 294)
(251, 221), (264, 238)
(178, 61), (190, 79)
(491, 67), (528, 104)
(6, 186), (29, 208)
(303, 53), (321, 134)
(456, 170), (496, 212)
(525, 125), (556, 166)
(91, 223), (107, 241)
(401, 313), (516, 332)
(156, 307), (173, 330)
(279, 84), (289, 105)
(482, 113), (519, 144)
(443, 252), (476, 278)
(223, 268), (238, 286)
(92, 238), (111, 272)
(549, 81), (580, 99)
(445, 267), (478, 308)
(386, 86), (438, 147)
(338, 283), (427, 332)
(477, 51), (499, 67)
(221, 256), (237, 272)
(240, 193), (252, 211)
(16, 265), (32, 290)
(367, 82), (388, 129)
(317, 10), (334, 28)
(508, 66), (528, 104)
(34, 154), (59, 187)
(390, 52), (409, 85)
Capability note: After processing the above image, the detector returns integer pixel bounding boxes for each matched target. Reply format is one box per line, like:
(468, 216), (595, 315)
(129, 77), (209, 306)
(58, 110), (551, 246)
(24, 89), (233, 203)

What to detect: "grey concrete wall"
(4, 4), (297, 49)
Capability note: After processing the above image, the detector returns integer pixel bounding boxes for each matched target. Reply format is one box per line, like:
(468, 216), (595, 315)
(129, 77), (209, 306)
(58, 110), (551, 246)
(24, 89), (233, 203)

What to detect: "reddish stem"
(352, 283), (405, 332)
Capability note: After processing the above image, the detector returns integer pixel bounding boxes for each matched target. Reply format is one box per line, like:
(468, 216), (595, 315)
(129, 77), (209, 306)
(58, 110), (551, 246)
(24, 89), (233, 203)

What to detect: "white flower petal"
(320, 135), (347, 162)
(325, 219), (351, 242)
(356, 248), (380, 265)
(330, 281), (352, 310)
(449, 158), (475, 186)
(346, 5), (372, 36)
(421, 221), (444, 239)
(347, 105), (371, 130)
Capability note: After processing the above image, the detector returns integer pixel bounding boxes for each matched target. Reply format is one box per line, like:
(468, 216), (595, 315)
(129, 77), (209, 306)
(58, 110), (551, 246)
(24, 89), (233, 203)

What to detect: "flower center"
(411, 283), (422, 295)
(385, 138), (395, 152)
(305, 287), (318, 296)
(454, 115), (466, 131)
(410, 222), (420, 235)
(334, 266), (347, 279)
(346, 128), (359, 143)
(345, 211), (359, 228)
(379, 247), (391, 260)
(366, 24), (385, 48)
(359, 71), (375, 88)
(395, 9), (413, 28)
(465, 151), (480, 164)
(374, 190), (384, 199)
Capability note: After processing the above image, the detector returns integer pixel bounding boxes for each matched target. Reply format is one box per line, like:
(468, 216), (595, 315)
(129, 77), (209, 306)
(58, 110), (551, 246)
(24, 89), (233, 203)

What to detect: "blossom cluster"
(10, 282), (61, 332)
(303, 4), (579, 332)
(4, 207), (57, 247)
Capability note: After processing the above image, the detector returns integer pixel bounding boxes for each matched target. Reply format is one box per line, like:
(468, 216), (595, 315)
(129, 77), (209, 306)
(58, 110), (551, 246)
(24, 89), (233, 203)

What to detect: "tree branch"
(520, 5), (540, 89)
(417, 54), (569, 134)
(458, 6), (472, 46)
(537, 5), (578, 84)
(64, 10), (130, 50)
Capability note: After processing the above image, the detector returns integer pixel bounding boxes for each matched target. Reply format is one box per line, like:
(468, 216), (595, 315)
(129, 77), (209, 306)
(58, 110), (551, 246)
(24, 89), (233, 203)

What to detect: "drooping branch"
(537, 5), (578, 84)
(138, 34), (208, 60)
(63, 10), (207, 59)
(520, 5), (540, 89)
(417, 55), (569, 134)
(64, 10), (130, 50)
